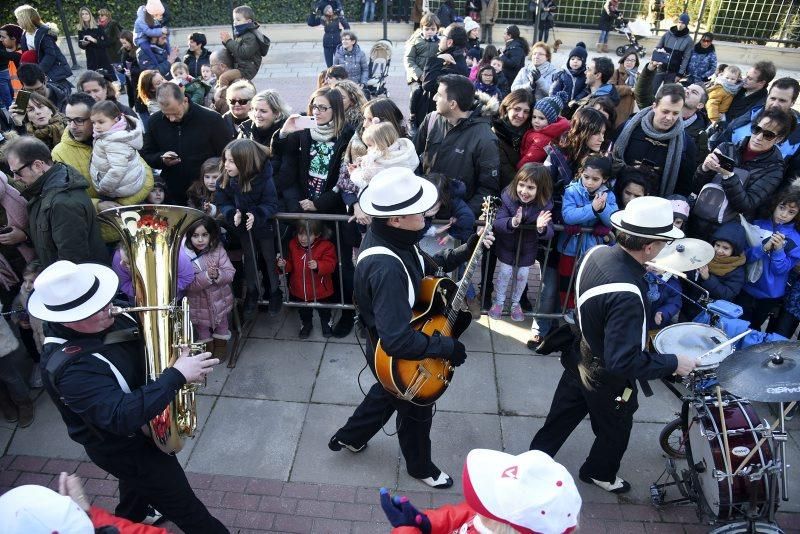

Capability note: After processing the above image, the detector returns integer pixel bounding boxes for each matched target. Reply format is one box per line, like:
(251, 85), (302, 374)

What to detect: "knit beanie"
(0, 24), (23, 45)
(146, 0), (166, 17)
(568, 42), (588, 67)
(667, 194), (690, 223)
(19, 50), (37, 65)
(464, 17), (479, 34)
(467, 47), (481, 60)
(535, 91), (567, 124)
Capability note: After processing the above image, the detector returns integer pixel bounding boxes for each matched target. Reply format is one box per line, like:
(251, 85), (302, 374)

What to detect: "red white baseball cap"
(462, 449), (581, 534)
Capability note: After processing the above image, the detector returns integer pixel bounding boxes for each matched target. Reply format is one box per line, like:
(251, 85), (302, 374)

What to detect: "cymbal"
(715, 341), (800, 402)
(648, 238), (714, 274)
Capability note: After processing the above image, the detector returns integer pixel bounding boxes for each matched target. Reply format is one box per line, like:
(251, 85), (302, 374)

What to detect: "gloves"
(563, 224), (582, 235)
(380, 488), (432, 534)
(528, 67), (541, 88)
(448, 339), (467, 367)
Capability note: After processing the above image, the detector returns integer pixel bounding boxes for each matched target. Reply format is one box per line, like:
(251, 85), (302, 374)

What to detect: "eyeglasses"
(751, 124), (779, 141)
(65, 116), (89, 125)
(228, 98), (250, 106)
(701, 39), (712, 43)
(311, 104), (331, 112)
(9, 162), (32, 176)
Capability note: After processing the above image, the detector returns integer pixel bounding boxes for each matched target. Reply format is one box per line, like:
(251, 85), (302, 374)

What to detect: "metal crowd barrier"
(267, 212), (595, 321)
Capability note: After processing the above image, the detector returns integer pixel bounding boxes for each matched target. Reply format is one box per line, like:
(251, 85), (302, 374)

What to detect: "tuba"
(99, 205), (205, 454)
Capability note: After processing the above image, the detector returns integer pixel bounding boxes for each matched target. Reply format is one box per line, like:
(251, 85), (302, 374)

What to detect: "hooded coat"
(558, 180), (618, 257)
(282, 236), (337, 302)
(21, 25), (72, 84)
(414, 102), (501, 215)
(350, 138), (420, 191)
(0, 172), (35, 262)
(90, 115), (147, 198)
(518, 117), (570, 167)
(655, 25), (694, 75)
(21, 162), (108, 267)
(333, 43), (369, 85)
(499, 38), (527, 85)
(695, 221), (747, 301)
(493, 190), (554, 267)
(745, 219), (800, 299)
(224, 22), (270, 80)
(185, 243), (236, 333)
(404, 31), (440, 84)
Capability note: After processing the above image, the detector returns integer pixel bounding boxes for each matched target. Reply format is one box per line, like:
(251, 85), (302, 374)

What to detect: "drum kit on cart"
(645, 239), (800, 533)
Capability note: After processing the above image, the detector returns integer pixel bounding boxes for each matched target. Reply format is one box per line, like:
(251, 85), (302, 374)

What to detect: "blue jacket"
(136, 44), (170, 76)
(215, 162), (280, 239)
(550, 68), (588, 101)
(558, 180), (618, 257)
(493, 190), (554, 267)
(646, 273), (682, 330)
(133, 6), (165, 43)
(21, 25), (72, 83)
(744, 219), (800, 299)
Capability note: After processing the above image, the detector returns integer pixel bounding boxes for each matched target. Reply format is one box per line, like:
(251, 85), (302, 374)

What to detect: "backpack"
(693, 168), (751, 224)
(257, 31), (271, 57)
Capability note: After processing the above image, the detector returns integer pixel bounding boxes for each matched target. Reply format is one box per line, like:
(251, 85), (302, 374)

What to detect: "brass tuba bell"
(99, 205), (205, 454)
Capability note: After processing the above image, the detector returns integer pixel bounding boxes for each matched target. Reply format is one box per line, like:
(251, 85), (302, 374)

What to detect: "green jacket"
(224, 24), (270, 80)
(22, 163), (109, 267)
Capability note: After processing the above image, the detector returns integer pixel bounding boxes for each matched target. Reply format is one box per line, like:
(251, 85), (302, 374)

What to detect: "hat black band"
(44, 277), (100, 312)
(618, 220), (674, 236)
(371, 186), (424, 213)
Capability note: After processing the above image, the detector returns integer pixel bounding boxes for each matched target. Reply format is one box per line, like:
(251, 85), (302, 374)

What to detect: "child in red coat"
(518, 92), (570, 167)
(278, 219), (338, 338)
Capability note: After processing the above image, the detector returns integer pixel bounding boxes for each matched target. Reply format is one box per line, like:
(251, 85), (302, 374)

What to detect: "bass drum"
(686, 396), (773, 520)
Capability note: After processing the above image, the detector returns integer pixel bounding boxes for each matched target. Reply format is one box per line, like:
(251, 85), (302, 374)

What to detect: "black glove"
(448, 339), (467, 367)
(380, 488), (432, 534)
(529, 67), (541, 87)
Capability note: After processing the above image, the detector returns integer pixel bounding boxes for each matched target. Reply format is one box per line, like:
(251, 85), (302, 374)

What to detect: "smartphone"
(295, 115), (317, 129)
(14, 90), (31, 110)
(651, 50), (670, 65)
(0, 226), (13, 235)
(716, 154), (736, 172)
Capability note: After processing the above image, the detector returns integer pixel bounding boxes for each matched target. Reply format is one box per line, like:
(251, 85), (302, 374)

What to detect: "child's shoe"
(299, 323), (313, 339)
(212, 338), (229, 362)
(510, 303), (525, 322)
(488, 304), (503, 320)
(321, 322), (333, 338)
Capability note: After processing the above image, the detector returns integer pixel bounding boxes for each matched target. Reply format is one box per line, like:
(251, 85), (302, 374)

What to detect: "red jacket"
(281, 237), (337, 301)
(518, 117), (570, 168)
(90, 506), (168, 533)
(392, 502), (478, 534)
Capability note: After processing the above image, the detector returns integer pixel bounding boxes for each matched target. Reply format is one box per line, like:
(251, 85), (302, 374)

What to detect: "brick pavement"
(2, 453), (799, 533)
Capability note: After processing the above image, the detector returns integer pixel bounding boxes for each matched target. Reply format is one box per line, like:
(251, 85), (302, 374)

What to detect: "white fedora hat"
(610, 196), (684, 241)
(28, 260), (119, 323)
(0, 485), (94, 534)
(357, 167), (439, 217)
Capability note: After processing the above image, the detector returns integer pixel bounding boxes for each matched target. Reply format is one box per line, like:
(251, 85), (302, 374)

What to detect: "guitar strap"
(356, 246), (422, 308)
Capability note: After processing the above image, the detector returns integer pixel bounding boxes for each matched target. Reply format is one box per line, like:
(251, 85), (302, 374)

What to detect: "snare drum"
(654, 323), (732, 370)
(686, 396), (773, 520)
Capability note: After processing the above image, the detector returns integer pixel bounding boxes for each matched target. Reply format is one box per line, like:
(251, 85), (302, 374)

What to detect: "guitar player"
(328, 167), (494, 489)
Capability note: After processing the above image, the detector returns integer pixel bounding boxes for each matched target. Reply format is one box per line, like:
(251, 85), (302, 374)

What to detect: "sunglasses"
(751, 124), (779, 141)
(228, 98), (250, 106)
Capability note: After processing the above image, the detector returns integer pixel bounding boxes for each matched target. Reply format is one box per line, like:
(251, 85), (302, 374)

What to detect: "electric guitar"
(374, 197), (499, 405)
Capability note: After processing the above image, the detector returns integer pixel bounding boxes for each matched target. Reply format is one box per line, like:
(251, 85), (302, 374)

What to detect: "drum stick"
(697, 330), (752, 364)
(716, 386), (733, 474)
(733, 401), (797, 475)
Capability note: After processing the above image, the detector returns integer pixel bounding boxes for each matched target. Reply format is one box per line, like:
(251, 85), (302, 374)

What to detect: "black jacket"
(410, 48), (470, 127)
(78, 27), (114, 73)
(499, 38), (526, 85)
(276, 124), (355, 213)
(41, 316), (186, 454)
(492, 116), (528, 191)
(141, 102), (233, 204)
(183, 48), (211, 78)
(215, 160), (279, 238)
(726, 87), (768, 124)
(415, 103), (501, 215)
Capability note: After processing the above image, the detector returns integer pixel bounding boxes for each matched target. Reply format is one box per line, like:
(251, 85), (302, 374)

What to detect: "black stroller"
(613, 14), (649, 58)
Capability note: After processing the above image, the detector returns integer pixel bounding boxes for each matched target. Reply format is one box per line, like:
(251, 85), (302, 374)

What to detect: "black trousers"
(334, 382), (436, 479)
(87, 438), (228, 534)
(530, 369), (638, 483)
(298, 306), (332, 325)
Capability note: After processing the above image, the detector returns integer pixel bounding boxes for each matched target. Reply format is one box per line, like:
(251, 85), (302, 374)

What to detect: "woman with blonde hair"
(8, 92), (67, 149)
(76, 6), (113, 73)
(14, 4), (72, 95)
(242, 89), (291, 163)
(332, 79), (367, 130)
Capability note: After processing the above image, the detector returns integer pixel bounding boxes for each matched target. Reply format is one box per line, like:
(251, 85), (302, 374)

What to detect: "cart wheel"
(616, 45), (627, 57)
(639, 48), (647, 58)
(659, 417), (687, 459)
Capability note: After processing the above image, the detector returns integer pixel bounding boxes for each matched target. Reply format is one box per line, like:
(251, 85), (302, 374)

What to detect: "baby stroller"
(613, 15), (650, 58)
(365, 40), (393, 99)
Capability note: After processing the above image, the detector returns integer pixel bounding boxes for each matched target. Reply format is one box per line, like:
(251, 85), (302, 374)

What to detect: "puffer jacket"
(655, 25), (693, 75)
(224, 22), (270, 80)
(215, 161), (280, 239)
(21, 25), (72, 84)
(183, 48), (211, 78)
(745, 219), (800, 299)
(511, 61), (559, 100)
(706, 83), (738, 122)
(550, 68), (588, 101)
(333, 43), (369, 85)
(133, 6), (164, 44)
(692, 138), (785, 223)
(350, 138), (420, 191)
(499, 39), (527, 85)
(20, 163), (108, 267)
(697, 221), (747, 301)
(558, 180), (618, 257)
(686, 43), (717, 82)
(185, 244), (235, 333)
(51, 128), (154, 243)
(282, 236), (337, 302)
(493, 190), (554, 267)
(518, 117), (570, 167)
(404, 31), (439, 83)
(414, 101), (501, 215)
(90, 115), (147, 198)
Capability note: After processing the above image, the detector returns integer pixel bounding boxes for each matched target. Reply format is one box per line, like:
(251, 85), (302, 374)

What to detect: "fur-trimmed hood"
(475, 91), (500, 117)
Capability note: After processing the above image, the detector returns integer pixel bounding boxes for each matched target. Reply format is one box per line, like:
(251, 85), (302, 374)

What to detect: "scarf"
(233, 21), (257, 38)
(720, 79), (740, 95)
(613, 108), (684, 197)
(371, 218), (424, 247)
(708, 254), (746, 276)
(693, 42), (715, 54)
(310, 120), (336, 142)
(492, 117), (527, 152)
(26, 114), (66, 149)
(474, 81), (499, 96)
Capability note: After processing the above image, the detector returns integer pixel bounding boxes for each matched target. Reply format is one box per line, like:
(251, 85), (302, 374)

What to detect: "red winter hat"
(20, 50), (37, 64)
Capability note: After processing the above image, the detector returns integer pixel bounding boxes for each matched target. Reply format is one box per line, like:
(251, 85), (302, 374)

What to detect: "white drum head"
(654, 323), (732, 369)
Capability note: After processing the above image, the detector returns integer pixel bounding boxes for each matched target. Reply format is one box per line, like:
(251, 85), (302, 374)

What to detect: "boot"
(596, 42), (604, 53)
(0, 395), (17, 423)
(212, 338), (229, 362)
(602, 43), (610, 53)
(17, 400), (34, 428)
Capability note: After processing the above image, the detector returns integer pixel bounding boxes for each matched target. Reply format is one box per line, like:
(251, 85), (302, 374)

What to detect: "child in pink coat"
(184, 216), (236, 361)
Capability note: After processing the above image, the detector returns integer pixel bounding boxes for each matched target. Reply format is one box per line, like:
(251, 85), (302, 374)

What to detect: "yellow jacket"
(706, 84), (735, 122)
(51, 128), (154, 243)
